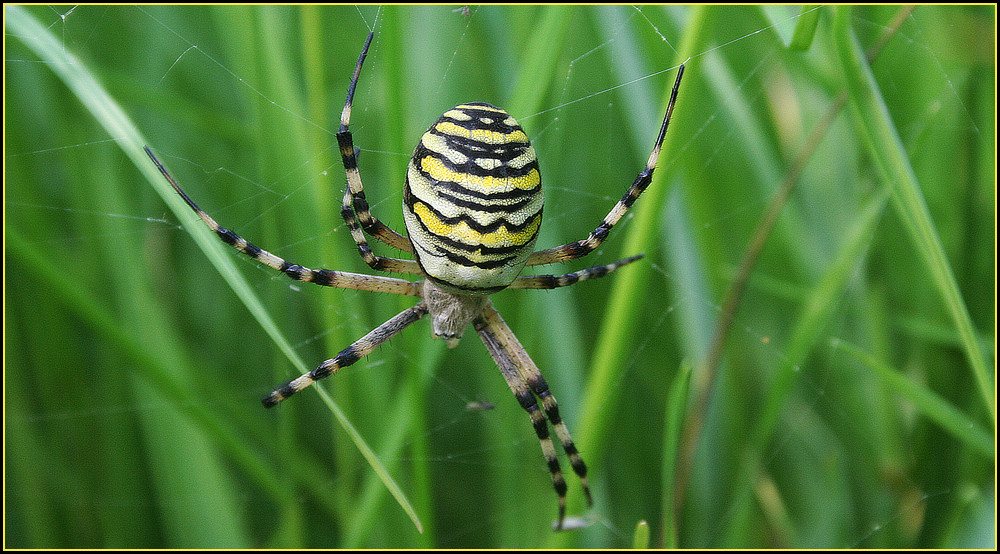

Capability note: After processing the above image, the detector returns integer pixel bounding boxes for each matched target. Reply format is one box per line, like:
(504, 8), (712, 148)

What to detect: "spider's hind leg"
(263, 303), (429, 407)
(474, 302), (592, 531)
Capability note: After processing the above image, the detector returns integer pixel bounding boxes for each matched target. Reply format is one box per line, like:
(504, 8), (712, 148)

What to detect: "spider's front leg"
(144, 145), (431, 404)
(525, 63), (684, 267)
(145, 146), (421, 296)
(336, 31), (418, 272)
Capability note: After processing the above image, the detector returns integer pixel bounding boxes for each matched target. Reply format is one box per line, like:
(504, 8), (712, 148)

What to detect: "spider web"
(4, 4), (992, 549)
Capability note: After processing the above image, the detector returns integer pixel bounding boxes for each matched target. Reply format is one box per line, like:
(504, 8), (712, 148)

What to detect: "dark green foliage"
(5, 5), (994, 548)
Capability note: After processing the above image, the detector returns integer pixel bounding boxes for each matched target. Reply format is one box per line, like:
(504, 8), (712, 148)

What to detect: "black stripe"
(410, 215), (535, 260)
(436, 119), (525, 141)
(406, 157), (541, 203)
(553, 473), (568, 496)
(406, 214), (536, 262)
(409, 171), (541, 203)
(281, 263), (304, 280)
(262, 383), (295, 408)
(564, 442), (582, 458)
(430, 242), (521, 268)
(351, 192), (371, 216)
(514, 389), (539, 411)
(337, 132), (357, 170)
(410, 199), (540, 235)
(441, 104), (523, 132)
(416, 140), (538, 177)
(310, 269), (334, 286)
(591, 224), (610, 243)
(423, 272), (509, 294)
(448, 102), (509, 115)
(533, 415), (551, 441)
(340, 205), (359, 226)
(242, 242), (262, 259)
(261, 392), (281, 408)
(335, 346), (361, 368)
(621, 170), (652, 208)
(218, 228), (240, 246)
(427, 125), (531, 154)
(435, 188), (537, 214)
(435, 234), (530, 258)
(541, 398), (563, 426)
(547, 456), (562, 474)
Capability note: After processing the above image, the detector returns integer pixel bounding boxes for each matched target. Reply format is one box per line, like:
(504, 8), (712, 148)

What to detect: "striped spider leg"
(525, 63), (685, 267)
(474, 302), (593, 530)
(335, 32), (416, 264)
(144, 146), (428, 407)
(148, 29), (683, 532)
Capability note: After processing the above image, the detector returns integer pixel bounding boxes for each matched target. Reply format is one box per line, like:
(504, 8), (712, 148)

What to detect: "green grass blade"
(315, 389), (424, 536)
(578, 3), (708, 467)
(6, 5), (992, 548)
(632, 520), (651, 549)
(722, 184), (893, 545)
(660, 359), (692, 549)
(4, 4), (420, 533)
(832, 6), (994, 425)
(831, 339), (992, 457)
(505, 5), (571, 117)
(6, 228), (267, 546)
(789, 6), (821, 51)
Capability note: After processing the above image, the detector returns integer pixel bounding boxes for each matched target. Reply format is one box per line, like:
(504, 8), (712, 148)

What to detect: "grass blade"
(4, 4), (420, 533)
(832, 6), (994, 424)
(723, 184), (893, 544)
(831, 339), (992, 457)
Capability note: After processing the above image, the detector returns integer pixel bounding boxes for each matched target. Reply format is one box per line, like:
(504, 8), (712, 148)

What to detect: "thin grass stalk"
(831, 340), (992, 457)
(721, 185), (893, 544)
(576, 1), (706, 486)
(4, 5), (421, 535)
(832, 6), (994, 425)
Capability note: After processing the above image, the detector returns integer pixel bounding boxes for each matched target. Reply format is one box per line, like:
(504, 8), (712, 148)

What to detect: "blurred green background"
(5, 5), (994, 548)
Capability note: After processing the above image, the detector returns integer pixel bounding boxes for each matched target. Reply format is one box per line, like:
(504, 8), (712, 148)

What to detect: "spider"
(145, 32), (683, 531)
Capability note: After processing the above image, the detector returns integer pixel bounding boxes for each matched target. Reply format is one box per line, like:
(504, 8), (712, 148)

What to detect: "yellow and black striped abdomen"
(403, 102), (542, 294)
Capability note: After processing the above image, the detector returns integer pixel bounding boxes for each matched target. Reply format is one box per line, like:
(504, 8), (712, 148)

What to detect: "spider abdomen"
(403, 102), (543, 295)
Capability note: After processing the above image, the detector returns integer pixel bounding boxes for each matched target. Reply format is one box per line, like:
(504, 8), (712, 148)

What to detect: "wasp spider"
(146, 32), (683, 531)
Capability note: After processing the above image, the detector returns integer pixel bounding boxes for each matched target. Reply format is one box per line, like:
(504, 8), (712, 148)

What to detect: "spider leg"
(145, 147), (422, 294)
(474, 302), (592, 531)
(263, 303), (429, 407)
(525, 63), (684, 267)
(474, 315), (568, 528)
(508, 254), (643, 290)
(337, 32), (419, 273)
(340, 187), (420, 274)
